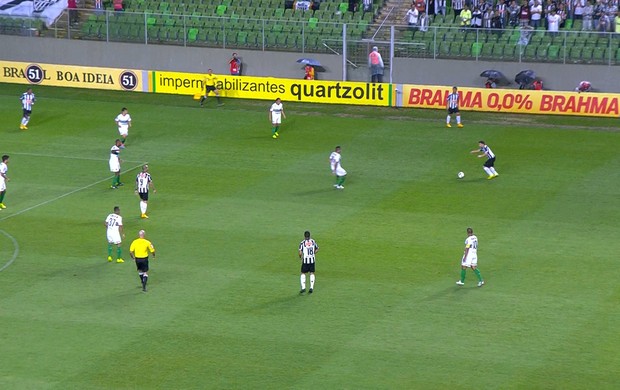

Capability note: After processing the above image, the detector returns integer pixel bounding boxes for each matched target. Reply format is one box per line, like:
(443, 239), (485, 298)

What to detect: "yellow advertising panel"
(0, 60), (146, 92)
(401, 85), (620, 118)
(152, 71), (391, 106)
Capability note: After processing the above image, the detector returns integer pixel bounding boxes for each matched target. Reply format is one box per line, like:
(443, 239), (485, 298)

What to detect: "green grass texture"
(0, 83), (619, 389)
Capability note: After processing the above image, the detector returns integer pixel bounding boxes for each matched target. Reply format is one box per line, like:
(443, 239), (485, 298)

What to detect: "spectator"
(453, 0), (465, 21)
(436, 0), (447, 18)
(419, 11), (430, 31)
(304, 64), (315, 80)
(557, 2), (568, 28)
(574, 0), (586, 19)
(229, 53), (241, 75)
(460, 4), (472, 28)
(492, 9), (505, 30)
(415, 0), (426, 13)
(508, 0), (520, 26)
(598, 11), (610, 31)
(68, 0), (78, 25)
(583, 0), (594, 30)
(472, 6), (483, 27)
(576, 80), (592, 92)
(530, 0), (542, 28)
(483, 6), (493, 28)
(547, 9), (562, 34)
(495, 1), (507, 27)
(593, 0), (604, 30)
(427, 0), (436, 18)
(485, 78), (497, 88)
(362, 0), (373, 17)
(519, 0), (531, 27)
(311, 0), (322, 11)
(348, 0), (358, 13)
(113, 0), (124, 12)
(404, 4), (419, 32)
(532, 79), (543, 90)
(368, 46), (384, 83)
(94, 0), (104, 15)
(617, 10), (620, 33)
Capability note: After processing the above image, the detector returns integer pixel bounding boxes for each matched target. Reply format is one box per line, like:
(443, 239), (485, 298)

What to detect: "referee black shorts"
(138, 191), (149, 201)
(135, 258), (149, 272)
(448, 107), (460, 114)
(205, 85), (217, 93)
(301, 262), (315, 274)
(484, 157), (496, 168)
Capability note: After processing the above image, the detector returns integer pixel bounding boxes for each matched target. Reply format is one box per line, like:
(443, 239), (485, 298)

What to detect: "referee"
(446, 86), (464, 128)
(199, 68), (223, 107)
(129, 230), (156, 292)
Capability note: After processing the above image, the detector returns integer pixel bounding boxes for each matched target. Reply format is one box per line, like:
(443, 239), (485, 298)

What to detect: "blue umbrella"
(480, 70), (505, 80)
(515, 70), (536, 85)
(297, 58), (322, 67)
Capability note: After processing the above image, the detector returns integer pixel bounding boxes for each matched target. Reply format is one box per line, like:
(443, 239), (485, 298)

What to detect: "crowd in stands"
(405, 0), (620, 33)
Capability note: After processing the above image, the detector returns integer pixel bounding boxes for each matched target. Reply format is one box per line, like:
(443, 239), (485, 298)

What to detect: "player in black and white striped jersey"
(135, 164), (156, 218)
(471, 140), (499, 179)
(446, 86), (464, 128)
(298, 231), (319, 294)
(19, 88), (36, 130)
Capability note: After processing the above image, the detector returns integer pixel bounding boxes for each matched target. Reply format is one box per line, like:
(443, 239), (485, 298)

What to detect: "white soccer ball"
(457, 171), (465, 179)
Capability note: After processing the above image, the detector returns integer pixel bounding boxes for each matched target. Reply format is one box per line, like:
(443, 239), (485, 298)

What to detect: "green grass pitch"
(0, 83), (619, 389)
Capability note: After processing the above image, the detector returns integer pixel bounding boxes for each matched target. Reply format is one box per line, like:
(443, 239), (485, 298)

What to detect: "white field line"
(0, 162), (145, 272)
(7, 151), (144, 164)
(0, 229), (19, 272)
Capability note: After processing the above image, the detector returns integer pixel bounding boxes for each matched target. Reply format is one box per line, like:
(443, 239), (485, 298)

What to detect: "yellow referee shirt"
(130, 238), (155, 259)
(204, 74), (217, 87)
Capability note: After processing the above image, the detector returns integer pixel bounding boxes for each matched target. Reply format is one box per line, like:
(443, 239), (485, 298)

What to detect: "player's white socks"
(490, 167), (498, 175)
(446, 115), (451, 124)
(21, 118), (28, 125)
(456, 115), (461, 124)
(310, 274), (315, 289)
(140, 201), (147, 214)
(484, 167), (493, 176)
(300, 274), (306, 290)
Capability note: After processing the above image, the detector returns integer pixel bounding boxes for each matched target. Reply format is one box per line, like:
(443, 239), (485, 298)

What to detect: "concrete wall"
(1, 35), (619, 92)
(0, 35), (345, 80)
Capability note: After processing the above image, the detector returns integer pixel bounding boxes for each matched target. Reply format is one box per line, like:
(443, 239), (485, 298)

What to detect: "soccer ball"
(457, 172), (465, 179)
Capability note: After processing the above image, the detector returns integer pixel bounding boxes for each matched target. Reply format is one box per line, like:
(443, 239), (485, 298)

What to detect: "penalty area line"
(0, 163), (145, 272)
(0, 162), (145, 224)
(0, 229), (19, 273)
(7, 151), (144, 164)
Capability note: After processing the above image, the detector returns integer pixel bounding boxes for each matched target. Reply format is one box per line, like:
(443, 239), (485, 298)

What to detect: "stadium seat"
(592, 47), (606, 63)
(581, 46), (594, 62)
(537, 44), (549, 60)
(568, 46), (582, 62)
(471, 42), (483, 57)
(523, 44), (537, 60)
(188, 27), (199, 42)
(481, 42), (494, 58)
(547, 44), (560, 60)
(437, 41), (451, 57)
(216, 5), (227, 16)
(338, 3), (348, 14)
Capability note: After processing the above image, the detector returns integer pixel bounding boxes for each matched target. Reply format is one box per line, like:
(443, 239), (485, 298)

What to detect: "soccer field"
(0, 83), (619, 389)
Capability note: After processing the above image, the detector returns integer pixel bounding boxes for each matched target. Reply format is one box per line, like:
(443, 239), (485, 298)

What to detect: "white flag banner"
(0, 0), (67, 27)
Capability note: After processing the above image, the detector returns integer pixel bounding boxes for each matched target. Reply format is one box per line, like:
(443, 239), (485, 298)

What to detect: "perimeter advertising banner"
(0, 60), (148, 92)
(400, 84), (620, 118)
(152, 71), (391, 106)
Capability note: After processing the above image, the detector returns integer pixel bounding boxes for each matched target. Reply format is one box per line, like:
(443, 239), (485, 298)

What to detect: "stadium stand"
(0, 0), (619, 65)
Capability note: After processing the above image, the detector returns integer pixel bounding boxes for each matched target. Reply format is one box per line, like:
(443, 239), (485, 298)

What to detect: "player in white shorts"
(109, 139), (123, 189)
(0, 155), (9, 209)
(104, 206), (125, 263)
(115, 107), (132, 146)
(269, 98), (286, 139)
(456, 227), (485, 287)
(329, 146), (347, 189)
